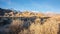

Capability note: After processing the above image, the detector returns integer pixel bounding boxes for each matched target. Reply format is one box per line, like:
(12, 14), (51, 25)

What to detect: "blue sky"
(0, 0), (60, 13)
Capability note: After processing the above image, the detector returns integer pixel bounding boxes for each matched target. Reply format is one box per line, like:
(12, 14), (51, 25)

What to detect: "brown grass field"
(0, 8), (60, 34)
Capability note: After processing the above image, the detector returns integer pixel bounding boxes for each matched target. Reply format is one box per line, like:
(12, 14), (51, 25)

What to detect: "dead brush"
(29, 17), (59, 34)
(9, 19), (24, 34)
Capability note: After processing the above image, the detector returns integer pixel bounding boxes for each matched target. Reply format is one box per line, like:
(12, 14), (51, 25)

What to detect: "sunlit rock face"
(0, 8), (60, 34)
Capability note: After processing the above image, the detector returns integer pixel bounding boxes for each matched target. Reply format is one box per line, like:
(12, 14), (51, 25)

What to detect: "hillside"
(0, 8), (60, 34)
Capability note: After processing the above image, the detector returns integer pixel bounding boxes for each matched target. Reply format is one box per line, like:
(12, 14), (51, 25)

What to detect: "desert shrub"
(29, 17), (59, 34)
(0, 17), (12, 26)
(8, 19), (23, 34)
(42, 18), (58, 34)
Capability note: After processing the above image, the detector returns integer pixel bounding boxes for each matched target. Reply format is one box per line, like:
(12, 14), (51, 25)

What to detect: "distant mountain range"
(0, 8), (60, 17)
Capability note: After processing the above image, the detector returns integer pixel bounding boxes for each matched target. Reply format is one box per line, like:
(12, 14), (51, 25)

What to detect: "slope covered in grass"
(0, 8), (60, 34)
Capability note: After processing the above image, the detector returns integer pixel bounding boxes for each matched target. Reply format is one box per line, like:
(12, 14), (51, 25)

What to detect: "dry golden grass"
(29, 18), (59, 34)
(43, 18), (59, 34)
(6, 13), (60, 34)
(0, 11), (60, 34)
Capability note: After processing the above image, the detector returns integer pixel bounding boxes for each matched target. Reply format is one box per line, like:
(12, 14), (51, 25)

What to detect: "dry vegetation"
(0, 8), (60, 34)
